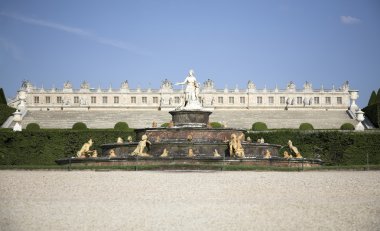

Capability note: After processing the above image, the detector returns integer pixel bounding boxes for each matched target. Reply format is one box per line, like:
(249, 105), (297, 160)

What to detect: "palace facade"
(11, 79), (354, 111)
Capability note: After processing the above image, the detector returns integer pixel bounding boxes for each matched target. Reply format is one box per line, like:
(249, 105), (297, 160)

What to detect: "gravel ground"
(0, 170), (379, 231)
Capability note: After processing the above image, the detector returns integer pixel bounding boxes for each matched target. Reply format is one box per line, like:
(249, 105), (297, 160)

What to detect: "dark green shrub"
(0, 105), (16, 125)
(299, 123), (314, 130)
(0, 88), (7, 105)
(209, 122), (223, 128)
(340, 123), (355, 130)
(161, 123), (169, 128)
(0, 129), (135, 165)
(26, 123), (40, 131)
(368, 91), (377, 106)
(114, 121), (129, 130)
(363, 103), (380, 128)
(72, 122), (88, 130)
(252, 122), (268, 131)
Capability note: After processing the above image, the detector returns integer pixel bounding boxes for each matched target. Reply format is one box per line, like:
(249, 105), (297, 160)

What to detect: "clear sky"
(0, 0), (379, 107)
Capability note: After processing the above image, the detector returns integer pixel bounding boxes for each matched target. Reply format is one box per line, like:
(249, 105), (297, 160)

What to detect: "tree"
(368, 91), (377, 106)
(377, 88), (380, 104)
(0, 88), (7, 105)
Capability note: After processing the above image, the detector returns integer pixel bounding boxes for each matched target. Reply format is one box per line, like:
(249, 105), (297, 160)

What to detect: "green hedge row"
(247, 131), (380, 165)
(0, 130), (379, 166)
(0, 129), (135, 165)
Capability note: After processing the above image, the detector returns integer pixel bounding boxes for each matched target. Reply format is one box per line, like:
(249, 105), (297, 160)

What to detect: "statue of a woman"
(175, 69), (198, 104)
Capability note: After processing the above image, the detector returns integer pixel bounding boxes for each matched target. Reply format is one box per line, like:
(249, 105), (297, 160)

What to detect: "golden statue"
(116, 137), (124, 143)
(168, 120), (174, 128)
(131, 134), (151, 157)
(213, 149), (221, 157)
(229, 133), (245, 158)
(91, 150), (98, 158)
(127, 136), (133, 143)
(188, 148), (195, 157)
(76, 139), (97, 158)
(187, 134), (193, 142)
(155, 136), (161, 143)
(283, 151), (293, 159)
(263, 149), (271, 159)
(109, 149), (117, 158)
(288, 140), (303, 158)
(152, 121), (157, 128)
(160, 148), (169, 158)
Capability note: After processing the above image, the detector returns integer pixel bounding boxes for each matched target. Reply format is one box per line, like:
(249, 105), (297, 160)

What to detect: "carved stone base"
(169, 110), (212, 127)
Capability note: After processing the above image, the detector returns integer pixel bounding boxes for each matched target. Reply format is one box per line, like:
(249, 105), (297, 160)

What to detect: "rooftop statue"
(63, 81), (72, 89)
(175, 69), (202, 110)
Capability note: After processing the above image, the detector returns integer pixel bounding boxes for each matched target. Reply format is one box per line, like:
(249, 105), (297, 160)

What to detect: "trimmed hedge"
(209, 122), (223, 128)
(72, 122), (88, 130)
(0, 130), (379, 166)
(26, 123), (40, 131)
(0, 129), (135, 165)
(161, 123), (169, 128)
(340, 123), (355, 130)
(252, 122), (268, 131)
(247, 130), (380, 165)
(114, 122), (129, 130)
(0, 129), (379, 166)
(299, 123), (314, 130)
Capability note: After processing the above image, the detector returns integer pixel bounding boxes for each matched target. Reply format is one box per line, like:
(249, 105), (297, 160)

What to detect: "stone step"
(20, 109), (356, 129)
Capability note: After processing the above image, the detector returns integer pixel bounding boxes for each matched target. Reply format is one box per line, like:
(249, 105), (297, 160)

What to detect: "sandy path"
(0, 170), (379, 231)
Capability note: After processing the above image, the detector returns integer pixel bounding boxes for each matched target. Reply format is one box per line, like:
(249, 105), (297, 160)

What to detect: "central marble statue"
(175, 69), (202, 110)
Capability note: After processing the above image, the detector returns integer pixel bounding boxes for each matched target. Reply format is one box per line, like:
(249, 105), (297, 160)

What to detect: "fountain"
(56, 70), (322, 168)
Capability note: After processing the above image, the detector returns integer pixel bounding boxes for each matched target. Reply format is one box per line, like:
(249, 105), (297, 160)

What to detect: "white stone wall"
(18, 80), (352, 111)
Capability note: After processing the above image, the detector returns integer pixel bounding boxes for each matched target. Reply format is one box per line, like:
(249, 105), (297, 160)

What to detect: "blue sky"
(0, 0), (379, 107)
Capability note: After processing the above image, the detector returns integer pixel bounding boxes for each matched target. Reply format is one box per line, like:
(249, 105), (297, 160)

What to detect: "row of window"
(33, 96), (343, 105)
(217, 96), (342, 105)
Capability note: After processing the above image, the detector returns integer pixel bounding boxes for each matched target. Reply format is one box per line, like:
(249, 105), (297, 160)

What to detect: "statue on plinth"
(131, 134), (151, 157)
(175, 69), (202, 110)
(229, 133), (245, 158)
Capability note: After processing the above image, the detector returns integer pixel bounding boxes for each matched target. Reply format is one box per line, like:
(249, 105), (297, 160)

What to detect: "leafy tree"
(368, 91), (377, 106)
(377, 88), (380, 103)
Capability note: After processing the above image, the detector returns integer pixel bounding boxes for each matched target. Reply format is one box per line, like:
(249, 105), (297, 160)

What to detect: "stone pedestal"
(169, 110), (212, 127)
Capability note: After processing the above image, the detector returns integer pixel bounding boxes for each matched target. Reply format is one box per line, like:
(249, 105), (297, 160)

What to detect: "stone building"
(11, 79), (352, 111)
(3, 78), (369, 129)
